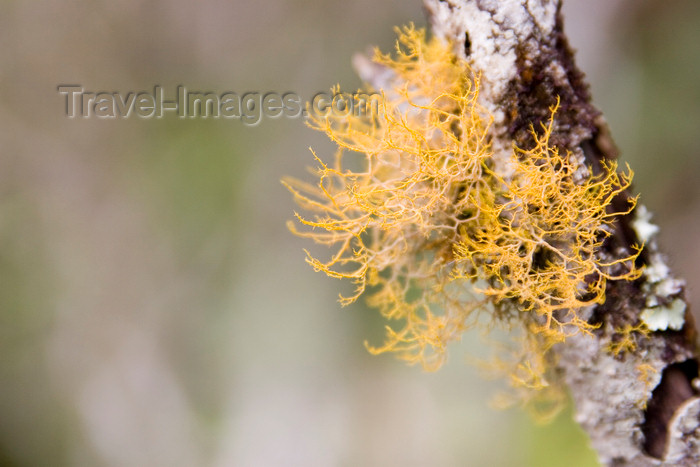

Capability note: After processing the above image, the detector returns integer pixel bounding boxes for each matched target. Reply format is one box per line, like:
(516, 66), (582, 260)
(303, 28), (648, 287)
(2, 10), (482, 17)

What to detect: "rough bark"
(417, 1), (700, 465)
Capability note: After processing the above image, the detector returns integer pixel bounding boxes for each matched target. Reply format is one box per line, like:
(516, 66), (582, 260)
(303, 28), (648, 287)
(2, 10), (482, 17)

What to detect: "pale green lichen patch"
(631, 205), (660, 244)
(640, 299), (686, 331)
(631, 205), (686, 330)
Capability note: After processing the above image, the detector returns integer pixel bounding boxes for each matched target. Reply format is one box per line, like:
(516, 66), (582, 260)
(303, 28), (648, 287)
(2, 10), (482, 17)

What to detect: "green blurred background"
(1, 1), (698, 466)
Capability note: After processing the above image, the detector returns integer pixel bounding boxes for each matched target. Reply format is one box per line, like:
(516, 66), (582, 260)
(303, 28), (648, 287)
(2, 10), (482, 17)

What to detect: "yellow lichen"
(284, 24), (641, 395)
(607, 323), (650, 356)
(635, 363), (659, 409)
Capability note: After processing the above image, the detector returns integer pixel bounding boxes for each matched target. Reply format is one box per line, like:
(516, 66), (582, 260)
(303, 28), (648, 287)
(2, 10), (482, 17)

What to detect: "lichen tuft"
(284, 24), (641, 401)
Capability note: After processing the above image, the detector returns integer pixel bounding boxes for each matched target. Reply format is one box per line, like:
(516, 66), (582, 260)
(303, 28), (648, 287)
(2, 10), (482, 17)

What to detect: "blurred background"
(1, 1), (699, 466)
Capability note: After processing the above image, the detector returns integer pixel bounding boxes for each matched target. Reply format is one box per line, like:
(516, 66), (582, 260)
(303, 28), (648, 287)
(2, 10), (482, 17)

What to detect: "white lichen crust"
(424, 0), (593, 181)
(560, 329), (697, 466)
(424, 0), (557, 125)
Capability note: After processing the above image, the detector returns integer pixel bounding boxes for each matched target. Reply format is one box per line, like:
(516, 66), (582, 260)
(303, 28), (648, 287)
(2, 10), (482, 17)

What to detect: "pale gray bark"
(416, 1), (699, 465)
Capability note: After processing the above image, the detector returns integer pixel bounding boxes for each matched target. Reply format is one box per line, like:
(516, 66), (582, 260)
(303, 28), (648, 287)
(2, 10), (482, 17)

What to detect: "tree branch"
(419, 1), (700, 465)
